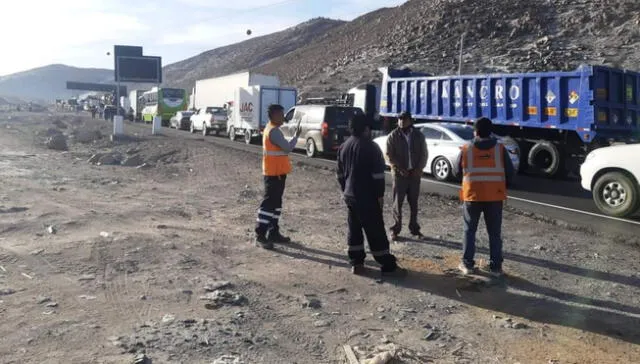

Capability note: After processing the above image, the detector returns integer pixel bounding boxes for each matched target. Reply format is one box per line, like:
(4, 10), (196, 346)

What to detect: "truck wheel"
(202, 123), (208, 136)
(229, 127), (236, 141)
(190, 121), (195, 134)
(527, 141), (562, 178)
(305, 138), (317, 158)
(244, 130), (253, 145)
(592, 172), (639, 217)
(432, 156), (452, 181)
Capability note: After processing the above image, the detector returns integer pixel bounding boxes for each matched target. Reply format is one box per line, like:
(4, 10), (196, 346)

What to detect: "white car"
(373, 122), (520, 181)
(190, 106), (228, 136)
(580, 144), (640, 217)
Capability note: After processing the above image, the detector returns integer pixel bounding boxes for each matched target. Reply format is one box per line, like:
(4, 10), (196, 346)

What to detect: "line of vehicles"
(118, 65), (639, 219)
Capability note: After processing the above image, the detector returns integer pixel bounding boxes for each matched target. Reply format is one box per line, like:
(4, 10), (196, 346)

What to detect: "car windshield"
(162, 88), (184, 99)
(325, 107), (363, 126)
(441, 124), (475, 140)
(206, 107), (226, 115)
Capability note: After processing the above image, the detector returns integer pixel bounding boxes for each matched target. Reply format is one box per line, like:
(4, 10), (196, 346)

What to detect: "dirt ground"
(0, 111), (639, 364)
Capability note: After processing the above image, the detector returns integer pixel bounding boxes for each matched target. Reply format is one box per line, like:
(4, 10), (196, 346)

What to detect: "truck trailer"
(227, 86), (297, 144)
(378, 65), (640, 177)
(192, 71), (280, 111)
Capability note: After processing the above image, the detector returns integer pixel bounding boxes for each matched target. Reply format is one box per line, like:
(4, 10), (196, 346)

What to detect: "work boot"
(351, 264), (366, 275)
(269, 232), (291, 244)
(390, 232), (399, 242)
(254, 235), (274, 250)
(458, 263), (476, 276)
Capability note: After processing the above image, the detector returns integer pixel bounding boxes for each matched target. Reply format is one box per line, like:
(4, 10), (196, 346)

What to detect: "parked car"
(282, 105), (364, 157)
(373, 122), (521, 181)
(170, 111), (194, 130)
(580, 144), (640, 217)
(189, 107), (228, 136)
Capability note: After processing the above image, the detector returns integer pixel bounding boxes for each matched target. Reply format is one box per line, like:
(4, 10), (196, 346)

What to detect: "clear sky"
(0, 0), (406, 76)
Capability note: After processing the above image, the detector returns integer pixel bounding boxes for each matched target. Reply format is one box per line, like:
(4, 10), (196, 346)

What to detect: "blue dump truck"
(378, 65), (640, 178)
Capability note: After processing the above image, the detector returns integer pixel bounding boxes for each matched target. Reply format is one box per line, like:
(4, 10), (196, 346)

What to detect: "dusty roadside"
(0, 112), (639, 364)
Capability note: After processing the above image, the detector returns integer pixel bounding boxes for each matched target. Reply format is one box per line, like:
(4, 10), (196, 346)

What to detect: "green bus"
(140, 87), (188, 125)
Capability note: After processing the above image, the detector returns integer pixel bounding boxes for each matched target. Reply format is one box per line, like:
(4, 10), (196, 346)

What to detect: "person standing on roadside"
(91, 106), (97, 119)
(336, 114), (406, 278)
(254, 104), (302, 250)
(386, 111), (428, 241)
(455, 117), (515, 277)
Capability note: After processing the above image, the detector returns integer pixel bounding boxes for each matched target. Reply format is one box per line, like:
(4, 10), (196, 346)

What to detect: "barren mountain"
(162, 17), (346, 91)
(256, 0), (640, 97)
(0, 65), (113, 102)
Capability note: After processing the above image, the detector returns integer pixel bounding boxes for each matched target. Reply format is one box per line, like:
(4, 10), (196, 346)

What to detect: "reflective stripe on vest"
(262, 122), (292, 176)
(460, 144), (506, 201)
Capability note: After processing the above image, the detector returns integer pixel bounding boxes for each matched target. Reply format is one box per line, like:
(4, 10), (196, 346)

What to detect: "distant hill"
(162, 17), (346, 91)
(0, 64), (114, 102)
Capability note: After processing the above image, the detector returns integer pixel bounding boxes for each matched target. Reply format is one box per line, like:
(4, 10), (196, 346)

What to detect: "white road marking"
(390, 172), (640, 226)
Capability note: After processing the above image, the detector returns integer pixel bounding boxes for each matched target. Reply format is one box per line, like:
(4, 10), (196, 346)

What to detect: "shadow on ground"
(276, 240), (640, 345)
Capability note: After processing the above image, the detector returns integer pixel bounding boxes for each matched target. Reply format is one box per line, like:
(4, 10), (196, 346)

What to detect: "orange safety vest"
(460, 143), (507, 202)
(262, 121), (292, 176)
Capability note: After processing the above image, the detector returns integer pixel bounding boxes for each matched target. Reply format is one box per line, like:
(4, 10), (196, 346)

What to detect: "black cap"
(399, 111), (412, 120)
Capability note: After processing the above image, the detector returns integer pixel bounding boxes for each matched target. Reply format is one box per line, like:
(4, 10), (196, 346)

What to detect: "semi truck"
(191, 71), (280, 111)
(227, 85), (297, 144)
(378, 65), (640, 178)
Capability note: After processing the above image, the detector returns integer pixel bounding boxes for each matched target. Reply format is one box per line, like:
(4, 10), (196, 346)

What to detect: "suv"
(190, 106), (228, 136)
(282, 105), (364, 157)
(580, 143), (640, 217)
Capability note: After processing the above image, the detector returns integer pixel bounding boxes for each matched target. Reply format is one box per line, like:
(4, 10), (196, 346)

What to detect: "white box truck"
(128, 89), (148, 121)
(227, 86), (297, 144)
(192, 71), (280, 111)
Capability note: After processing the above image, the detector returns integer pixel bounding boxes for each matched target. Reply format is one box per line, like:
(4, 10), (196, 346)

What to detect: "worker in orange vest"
(455, 117), (515, 277)
(254, 104), (302, 249)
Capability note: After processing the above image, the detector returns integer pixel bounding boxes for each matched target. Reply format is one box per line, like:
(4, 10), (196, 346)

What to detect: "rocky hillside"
(0, 65), (113, 102)
(256, 0), (640, 97)
(162, 18), (346, 91)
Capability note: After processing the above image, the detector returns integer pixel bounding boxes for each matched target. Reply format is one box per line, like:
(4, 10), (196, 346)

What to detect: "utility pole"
(458, 32), (465, 76)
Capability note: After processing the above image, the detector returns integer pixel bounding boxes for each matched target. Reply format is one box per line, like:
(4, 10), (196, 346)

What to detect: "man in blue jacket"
(336, 114), (406, 277)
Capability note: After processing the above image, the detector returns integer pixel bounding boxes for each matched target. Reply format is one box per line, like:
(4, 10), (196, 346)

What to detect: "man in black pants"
(254, 104), (301, 249)
(336, 114), (406, 277)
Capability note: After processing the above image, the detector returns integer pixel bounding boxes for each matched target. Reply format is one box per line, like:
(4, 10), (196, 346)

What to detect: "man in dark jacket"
(336, 114), (406, 277)
(386, 112), (428, 241)
(454, 117), (515, 277)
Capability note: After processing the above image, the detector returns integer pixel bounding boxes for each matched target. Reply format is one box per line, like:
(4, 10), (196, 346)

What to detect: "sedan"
(170, 111), (194, 130)
(373, 122), (520, 181)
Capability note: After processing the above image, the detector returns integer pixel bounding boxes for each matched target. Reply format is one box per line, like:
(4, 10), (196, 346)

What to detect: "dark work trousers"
(255, 175), (287, 238)
(345, 196), (398, 272)
(390, 175), (422, 235)
(462, 201), (504, 270)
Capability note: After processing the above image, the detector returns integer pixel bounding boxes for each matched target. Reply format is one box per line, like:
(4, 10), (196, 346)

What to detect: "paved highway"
(158, 125), (640, 238)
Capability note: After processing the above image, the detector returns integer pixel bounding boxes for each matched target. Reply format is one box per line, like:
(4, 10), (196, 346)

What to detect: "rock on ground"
(121, 154), (145, 167)
(45, 134), (68, 151)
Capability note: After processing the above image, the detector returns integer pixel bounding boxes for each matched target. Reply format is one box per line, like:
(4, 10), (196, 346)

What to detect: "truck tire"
(592, 172), (639, 218)
(244, 130), (253, 145)
(229, 127), (236, 141)
(527, 141), (562, 178)
(305, 138), (317, 158)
